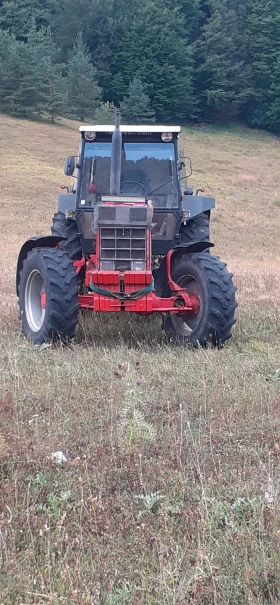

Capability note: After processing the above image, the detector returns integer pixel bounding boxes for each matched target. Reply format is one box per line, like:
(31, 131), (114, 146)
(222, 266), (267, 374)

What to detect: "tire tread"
(51, 212), (82, 261)
(165, 252), (237, 347)
(19, 247), (79, 344)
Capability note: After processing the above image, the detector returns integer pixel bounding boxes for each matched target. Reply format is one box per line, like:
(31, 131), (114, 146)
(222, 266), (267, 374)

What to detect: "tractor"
(16, 110), (237, 346)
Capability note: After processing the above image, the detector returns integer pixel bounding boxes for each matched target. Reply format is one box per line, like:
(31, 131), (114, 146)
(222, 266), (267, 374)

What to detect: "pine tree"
(94, 101), (116, 124)
(44, 68), (68, 123)
(16, 25), (56, 117)
(28, 25), (67, 123)
(0, 24), (65, 120)
(166, 0), (201, 43)
(120, 77), (155, 124)
(54, 0), (135, 103)
(194, 0), (251, 120)
(16, 24), (64, 119)
(52, 0), (92, 56)
(0, 0), (56, 41)
(0, 32), (30, 115)
(244, 0), (280, 127)
(266, 57), (280, 131)
(65, 33), (102, 122)
(115, 0), (195, 121)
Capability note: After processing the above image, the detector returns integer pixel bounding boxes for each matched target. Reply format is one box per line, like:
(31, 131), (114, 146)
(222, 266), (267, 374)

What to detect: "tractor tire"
(19, 247), (79, 345)
(164, 252), (237, 347)
(180, 214), (210, 245)
(51, 212), (82, 261)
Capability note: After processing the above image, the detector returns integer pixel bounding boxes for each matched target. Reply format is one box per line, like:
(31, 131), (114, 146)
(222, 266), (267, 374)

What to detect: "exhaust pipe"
(110, 109), (122, 195)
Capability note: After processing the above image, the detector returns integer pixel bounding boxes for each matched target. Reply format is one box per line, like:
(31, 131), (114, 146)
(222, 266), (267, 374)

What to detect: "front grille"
(100, 227), (146, 267)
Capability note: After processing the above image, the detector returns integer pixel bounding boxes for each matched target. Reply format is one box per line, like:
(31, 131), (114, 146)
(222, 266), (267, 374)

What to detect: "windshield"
(80, 142), (178, 208)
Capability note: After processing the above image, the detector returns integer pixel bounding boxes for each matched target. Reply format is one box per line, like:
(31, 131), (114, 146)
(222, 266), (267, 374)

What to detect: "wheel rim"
(25, 270), (46, 332)
(170, 275), (203, 335)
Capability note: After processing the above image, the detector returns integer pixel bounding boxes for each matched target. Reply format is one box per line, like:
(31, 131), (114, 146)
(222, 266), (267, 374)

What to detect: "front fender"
(173, 241), (214, 255)
(16, 236), (65, 296)
(153, 240), (214, 297)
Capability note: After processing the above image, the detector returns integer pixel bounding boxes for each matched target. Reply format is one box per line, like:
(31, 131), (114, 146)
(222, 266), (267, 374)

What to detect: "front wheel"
(164, 253), (237, 347)
(19, 247), (79, 344)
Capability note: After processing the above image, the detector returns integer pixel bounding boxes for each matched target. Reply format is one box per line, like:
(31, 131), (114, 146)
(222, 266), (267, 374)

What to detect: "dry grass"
(0, 114), (280, 604)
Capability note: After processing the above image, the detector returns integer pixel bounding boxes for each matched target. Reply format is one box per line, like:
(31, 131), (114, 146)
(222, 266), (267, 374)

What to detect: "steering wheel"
(120, 181), (146, 195)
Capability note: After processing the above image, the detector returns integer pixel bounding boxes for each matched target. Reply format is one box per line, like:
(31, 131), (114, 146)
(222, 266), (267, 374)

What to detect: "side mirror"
(179, 155), (192, 178)
(64, 156), (75, 177)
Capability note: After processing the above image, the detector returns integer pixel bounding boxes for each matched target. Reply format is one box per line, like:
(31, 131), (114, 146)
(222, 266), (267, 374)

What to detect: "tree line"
(0, 0), (279, 131)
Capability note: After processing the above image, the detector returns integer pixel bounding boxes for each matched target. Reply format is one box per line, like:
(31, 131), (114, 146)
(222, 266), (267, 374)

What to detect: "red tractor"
(16, 111), (237, 346)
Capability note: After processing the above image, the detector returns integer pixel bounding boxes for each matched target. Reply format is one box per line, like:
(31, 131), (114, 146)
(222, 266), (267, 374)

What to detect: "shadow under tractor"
(16, 110), (237, 347)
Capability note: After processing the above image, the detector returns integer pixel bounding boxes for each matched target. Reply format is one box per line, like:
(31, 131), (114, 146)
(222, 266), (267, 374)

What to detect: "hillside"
(0, 114), (280, 604)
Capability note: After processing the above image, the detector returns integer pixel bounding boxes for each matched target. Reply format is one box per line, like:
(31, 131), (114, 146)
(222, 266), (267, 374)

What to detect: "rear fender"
(16, 236), (65, 295)
(154, 240), (214, 297)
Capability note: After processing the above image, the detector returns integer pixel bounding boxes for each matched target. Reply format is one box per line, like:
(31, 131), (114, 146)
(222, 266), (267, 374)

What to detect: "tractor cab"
(63, 123), (186, 257)
(61, 117), (216, 259)
(77, 125), (181, 208)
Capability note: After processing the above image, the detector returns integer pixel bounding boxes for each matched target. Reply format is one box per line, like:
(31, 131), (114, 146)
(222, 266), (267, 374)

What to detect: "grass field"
(0, 114), (280, 605)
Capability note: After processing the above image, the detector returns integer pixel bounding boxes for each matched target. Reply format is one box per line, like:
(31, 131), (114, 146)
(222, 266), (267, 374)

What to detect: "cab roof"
(79, 125), (181, 133)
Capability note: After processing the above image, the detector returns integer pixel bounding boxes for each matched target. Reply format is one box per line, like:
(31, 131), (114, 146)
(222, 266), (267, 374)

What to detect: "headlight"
(85, 131), (96, 141)
(161, 132), (173, 142)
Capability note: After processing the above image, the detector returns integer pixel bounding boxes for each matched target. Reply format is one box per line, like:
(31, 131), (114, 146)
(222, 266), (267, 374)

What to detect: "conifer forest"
(0, 1), (280, 128)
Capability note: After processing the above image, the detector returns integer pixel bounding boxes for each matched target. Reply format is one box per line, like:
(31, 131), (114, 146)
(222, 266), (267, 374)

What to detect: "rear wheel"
(164, 252), (237, 347)
(19, 247), (79, 344)
(180, 214), (210, 245)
